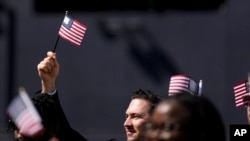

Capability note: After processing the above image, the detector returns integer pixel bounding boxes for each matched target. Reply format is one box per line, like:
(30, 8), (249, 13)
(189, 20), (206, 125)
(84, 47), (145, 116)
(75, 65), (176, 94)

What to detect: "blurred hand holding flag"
(233, 73), (250, 108)
(168, 74), (202, 96)
(58, 11), (87, 47)
(6, 87), (44, 137)
(234, 81), (250, 108)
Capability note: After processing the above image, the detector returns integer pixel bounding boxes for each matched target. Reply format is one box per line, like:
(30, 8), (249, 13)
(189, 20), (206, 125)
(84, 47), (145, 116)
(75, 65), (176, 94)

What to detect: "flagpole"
(248, 72), (250, 85)
(53, 36), (60, 52)
(198, 80), (202, 96)
(52, 11), (69, 52)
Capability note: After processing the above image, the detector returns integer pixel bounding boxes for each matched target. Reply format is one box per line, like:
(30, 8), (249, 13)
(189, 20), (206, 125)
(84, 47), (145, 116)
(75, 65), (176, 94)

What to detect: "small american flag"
(6, 87), (43, 136)
(58, 14), (87, 47)
(233, 81), (250, 108)
(168, 74), (202, 96)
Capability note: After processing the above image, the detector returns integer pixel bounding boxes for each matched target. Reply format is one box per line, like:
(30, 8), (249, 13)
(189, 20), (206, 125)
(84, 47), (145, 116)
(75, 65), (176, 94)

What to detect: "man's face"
(124, 98), (151, 141)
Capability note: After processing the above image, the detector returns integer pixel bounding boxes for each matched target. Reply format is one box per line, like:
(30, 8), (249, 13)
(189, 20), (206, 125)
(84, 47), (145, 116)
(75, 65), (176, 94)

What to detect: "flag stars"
(63, 16), (70, 24)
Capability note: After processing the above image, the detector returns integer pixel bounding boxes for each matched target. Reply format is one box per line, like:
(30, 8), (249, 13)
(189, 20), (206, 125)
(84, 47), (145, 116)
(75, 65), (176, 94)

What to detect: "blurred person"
(124, 89), (162, 141)
(233, 79), (250, 124)
(8, 51), (88, 141)
(246, 103), (250, 124)
(145, 92), (226, 141)
(242, 94), (250, 124)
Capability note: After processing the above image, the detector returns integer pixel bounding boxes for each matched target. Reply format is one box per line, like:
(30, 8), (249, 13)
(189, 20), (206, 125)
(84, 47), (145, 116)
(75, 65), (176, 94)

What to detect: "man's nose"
(124, 117), (132, 127)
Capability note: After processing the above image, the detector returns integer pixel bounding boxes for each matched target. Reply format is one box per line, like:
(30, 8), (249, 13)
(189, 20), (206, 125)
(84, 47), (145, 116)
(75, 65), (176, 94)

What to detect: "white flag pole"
(198, 80), (202, 96)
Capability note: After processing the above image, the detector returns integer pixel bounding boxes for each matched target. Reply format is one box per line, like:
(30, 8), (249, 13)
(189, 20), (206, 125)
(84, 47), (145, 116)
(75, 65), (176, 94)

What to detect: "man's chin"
(127, 136), (138, 141)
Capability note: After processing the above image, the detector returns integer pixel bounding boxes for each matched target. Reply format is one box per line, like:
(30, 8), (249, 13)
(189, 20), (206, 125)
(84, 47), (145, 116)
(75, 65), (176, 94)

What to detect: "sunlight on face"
(124, 99), (151, 141)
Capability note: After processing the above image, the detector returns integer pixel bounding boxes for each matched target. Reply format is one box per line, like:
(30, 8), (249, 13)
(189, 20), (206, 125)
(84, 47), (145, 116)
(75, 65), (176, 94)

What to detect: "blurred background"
(1, 0), (250, 140)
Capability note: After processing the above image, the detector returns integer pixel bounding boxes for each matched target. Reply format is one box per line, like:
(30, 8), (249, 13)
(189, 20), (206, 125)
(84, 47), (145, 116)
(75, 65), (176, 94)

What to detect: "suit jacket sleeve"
(32, 90), (88, 141)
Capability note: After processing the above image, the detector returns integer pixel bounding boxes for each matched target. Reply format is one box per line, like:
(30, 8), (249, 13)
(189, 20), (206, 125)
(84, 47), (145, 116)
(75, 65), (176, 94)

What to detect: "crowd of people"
(6, 51), (229, 141)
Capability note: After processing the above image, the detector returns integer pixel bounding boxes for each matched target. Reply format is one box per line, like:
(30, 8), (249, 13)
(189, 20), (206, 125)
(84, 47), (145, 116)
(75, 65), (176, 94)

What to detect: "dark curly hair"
(131, 89), (162, 114)
(30, 93), (61, 140)
(31, 94), (59, 127)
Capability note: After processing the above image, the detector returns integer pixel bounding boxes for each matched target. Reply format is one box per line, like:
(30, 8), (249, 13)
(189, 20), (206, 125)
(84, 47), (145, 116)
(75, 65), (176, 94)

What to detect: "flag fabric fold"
(233, 81), (250, 108)
(6, 87), (44, 136)
(168, 74), (201, 96)
(58, 14), (87, 47)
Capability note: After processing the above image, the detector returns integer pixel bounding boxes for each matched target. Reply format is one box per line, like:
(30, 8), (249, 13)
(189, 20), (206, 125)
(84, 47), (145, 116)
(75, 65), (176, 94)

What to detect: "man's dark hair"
(30, 94), (62, 141)
(31, 94), (60, 127)
(131, 89), (162, 113)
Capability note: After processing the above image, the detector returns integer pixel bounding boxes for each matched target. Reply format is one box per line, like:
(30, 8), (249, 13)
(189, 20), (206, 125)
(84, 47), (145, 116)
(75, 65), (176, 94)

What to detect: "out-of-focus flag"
(168, 74), (202, 96)
(233, 81), (249, 108)
(58, 13), (87, 47)
(6, 87), (44, 136)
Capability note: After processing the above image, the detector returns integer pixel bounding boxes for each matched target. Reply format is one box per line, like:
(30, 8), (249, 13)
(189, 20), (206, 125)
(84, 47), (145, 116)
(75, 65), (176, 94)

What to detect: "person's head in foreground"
(145, 92), (226, 141)
(124, 89), (162, 141)
(9, 94), (81, 141)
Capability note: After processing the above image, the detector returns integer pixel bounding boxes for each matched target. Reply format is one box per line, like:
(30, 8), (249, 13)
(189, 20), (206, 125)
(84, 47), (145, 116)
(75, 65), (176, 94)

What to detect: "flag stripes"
(7, 88), (43, 136)
(58, 14), (87, 47)
(168, 74), (200, 96)
(233, 81), (249, 108)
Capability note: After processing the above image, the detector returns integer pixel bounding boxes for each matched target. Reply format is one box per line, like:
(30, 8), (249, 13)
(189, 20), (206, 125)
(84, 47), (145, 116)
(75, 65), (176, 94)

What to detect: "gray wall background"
(1, 0), (250, 141)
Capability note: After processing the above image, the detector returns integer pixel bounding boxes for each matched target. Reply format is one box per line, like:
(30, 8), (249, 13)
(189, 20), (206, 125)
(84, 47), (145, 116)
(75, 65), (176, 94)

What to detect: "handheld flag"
(233, 81), (250, 108)
(168, 74), (202, 96)
(6, 87), (44, 136)
(58, 11), (87, 47)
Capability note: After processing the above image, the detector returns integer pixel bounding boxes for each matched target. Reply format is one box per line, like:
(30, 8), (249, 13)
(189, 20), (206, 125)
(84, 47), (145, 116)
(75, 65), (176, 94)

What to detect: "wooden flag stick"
(53, 36), (60, 52)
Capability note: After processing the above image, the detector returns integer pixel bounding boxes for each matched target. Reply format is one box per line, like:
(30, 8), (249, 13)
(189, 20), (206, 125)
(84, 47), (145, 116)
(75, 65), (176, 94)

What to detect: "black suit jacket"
(31, 91), (88, 141)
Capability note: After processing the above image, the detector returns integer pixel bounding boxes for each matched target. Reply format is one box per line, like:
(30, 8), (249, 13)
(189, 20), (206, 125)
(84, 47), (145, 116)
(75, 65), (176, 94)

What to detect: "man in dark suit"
(10, 51), (87, 141)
